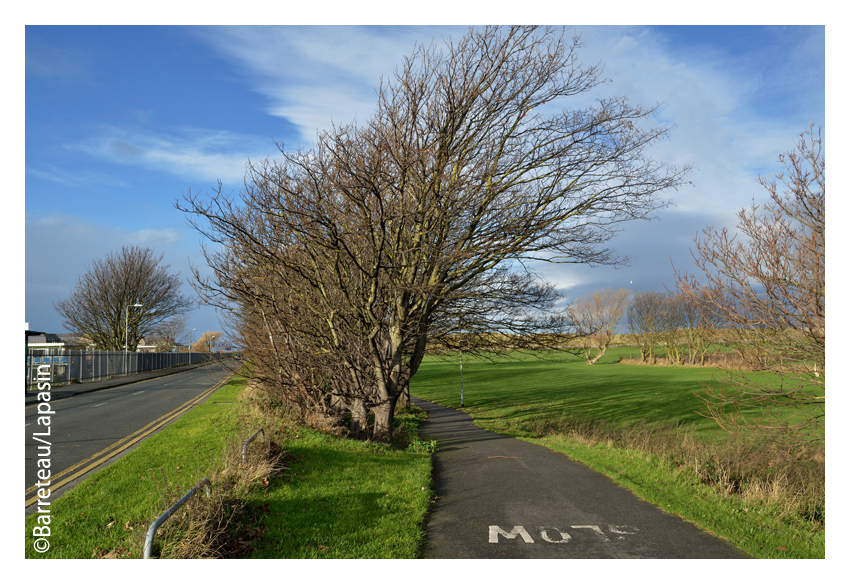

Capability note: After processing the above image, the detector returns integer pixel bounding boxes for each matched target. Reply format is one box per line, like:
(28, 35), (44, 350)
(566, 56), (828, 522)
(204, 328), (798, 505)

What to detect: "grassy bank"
(409, 348), (825, 559)
(25, 376), (433, 559)
(248, 424), (432, 558)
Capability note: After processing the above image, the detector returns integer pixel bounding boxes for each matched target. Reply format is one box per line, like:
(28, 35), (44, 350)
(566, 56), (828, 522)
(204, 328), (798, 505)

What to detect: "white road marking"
(571, 525), (610, 542)
(489, 525), (534, 543)
(92, 402), (108, 408)
(608, 525), (639, 535)
(538, 527), (571, 543)
(132, 391), (145, 395)
(490, 524), (636, 543)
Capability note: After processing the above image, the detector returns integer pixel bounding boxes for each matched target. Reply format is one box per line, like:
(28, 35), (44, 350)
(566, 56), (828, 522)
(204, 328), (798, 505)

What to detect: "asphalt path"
(25, 361), (234, 510)
(412, 396), (748, 559)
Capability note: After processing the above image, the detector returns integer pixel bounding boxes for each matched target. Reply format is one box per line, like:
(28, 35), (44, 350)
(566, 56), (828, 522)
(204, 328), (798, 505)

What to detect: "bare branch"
(674, 123), (824, 442)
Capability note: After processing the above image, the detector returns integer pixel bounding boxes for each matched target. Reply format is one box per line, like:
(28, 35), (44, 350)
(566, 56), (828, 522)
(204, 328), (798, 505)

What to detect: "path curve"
(412, 396), (748, 559)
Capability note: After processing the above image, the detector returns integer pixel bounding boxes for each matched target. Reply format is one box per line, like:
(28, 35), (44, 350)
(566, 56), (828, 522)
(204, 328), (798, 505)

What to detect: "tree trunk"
(372, 395), (398, 443)
(397, 382), (411, 408)
(350, 398), (369, 439)
(399, 332), (427, 408)
(588, 346), (607, 365)
(329, 394), (349, 417)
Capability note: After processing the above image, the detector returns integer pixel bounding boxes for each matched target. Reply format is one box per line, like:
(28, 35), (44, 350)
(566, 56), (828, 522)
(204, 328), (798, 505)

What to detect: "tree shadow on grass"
(250, 443), (428, 559)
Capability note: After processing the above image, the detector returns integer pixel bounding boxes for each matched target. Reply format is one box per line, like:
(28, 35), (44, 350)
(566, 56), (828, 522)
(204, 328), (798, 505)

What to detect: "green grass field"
(413, 348), (725, 434)
(410, 347), (825, 559)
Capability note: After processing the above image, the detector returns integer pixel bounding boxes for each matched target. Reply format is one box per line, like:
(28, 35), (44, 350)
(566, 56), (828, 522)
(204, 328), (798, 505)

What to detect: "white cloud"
(567, 26), (822, 215)
(26, 212), (188, 281)
(187, 25), (821, 220)
(75, 125), (279, 184)
(188, 26), (468, 144)
(25, 164), (130, 188)
(25, 34), (95, 82)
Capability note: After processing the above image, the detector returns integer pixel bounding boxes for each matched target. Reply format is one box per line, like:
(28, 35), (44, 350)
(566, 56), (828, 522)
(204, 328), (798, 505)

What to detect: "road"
(412, 397), (748, 559)
(25, 361), (234, 510)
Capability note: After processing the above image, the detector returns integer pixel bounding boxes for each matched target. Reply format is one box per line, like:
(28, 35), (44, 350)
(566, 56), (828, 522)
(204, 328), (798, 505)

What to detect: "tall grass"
(143, 420), (290, 558)
(522, 414), (824, 527)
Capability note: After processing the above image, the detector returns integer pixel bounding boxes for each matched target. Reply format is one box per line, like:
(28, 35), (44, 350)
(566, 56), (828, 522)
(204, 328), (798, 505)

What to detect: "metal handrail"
(143, 478), (212, 559)
(242, 428), (265, 462)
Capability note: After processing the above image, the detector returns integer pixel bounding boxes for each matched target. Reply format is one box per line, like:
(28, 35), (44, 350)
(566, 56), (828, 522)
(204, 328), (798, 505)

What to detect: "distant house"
(28, 334), (172, 353)
(137, 338), (159, 352)
(27, 333), (177, 354)
(27, 333), (92, 355)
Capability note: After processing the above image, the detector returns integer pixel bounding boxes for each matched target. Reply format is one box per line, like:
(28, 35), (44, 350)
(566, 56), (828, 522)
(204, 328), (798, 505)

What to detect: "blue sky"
(22, 24), (825, 346)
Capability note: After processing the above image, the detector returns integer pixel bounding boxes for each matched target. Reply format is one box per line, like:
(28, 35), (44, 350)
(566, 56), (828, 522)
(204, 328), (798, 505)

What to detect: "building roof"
(27, 333), (90, 345)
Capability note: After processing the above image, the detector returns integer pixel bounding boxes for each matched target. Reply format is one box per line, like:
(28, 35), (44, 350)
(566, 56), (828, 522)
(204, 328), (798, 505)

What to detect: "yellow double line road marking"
(25, 374), (232, 508)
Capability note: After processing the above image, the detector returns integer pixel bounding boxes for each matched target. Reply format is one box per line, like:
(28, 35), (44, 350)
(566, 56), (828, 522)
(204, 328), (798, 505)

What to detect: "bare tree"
(223, 256), (379, 431)
(627, 290), (666, 363)
(659, 293), (687, 365)
(55, 245), (192, 350)
(193, 331), (224, 353)
(675, 123), (824, 441)
(179, 26), (689, 441)
(148, 315), (190, 352)
(569, 288), (631, 364)
(678, 289), (715, 365)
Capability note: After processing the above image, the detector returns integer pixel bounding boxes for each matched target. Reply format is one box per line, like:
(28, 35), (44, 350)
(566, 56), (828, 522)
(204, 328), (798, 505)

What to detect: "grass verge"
(247, 421), (432, 558)
(410, 348), (824, 559)
(25, 375), (433, 559)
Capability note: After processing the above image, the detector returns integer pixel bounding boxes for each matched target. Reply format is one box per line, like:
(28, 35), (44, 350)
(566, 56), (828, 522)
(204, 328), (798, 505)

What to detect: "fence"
(26, 349), (226, 390)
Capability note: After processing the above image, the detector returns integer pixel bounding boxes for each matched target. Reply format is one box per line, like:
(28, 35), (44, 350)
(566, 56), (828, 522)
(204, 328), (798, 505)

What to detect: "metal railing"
(25, 349), (227, 390)
(141, 426), (265, 557)
(141, 425), (266, 558)
(143, 478), (212, 559)
(242, 428), (265, 462)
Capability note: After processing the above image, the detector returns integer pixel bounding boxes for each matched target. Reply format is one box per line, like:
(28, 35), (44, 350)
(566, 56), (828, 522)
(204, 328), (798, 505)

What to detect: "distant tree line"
(568, 287), (714, 367)
(574, 124), (824, 442)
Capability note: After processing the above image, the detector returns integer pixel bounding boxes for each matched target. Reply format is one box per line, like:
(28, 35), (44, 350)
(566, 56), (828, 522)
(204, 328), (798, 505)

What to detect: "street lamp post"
(460, 346), (464, 407)
(190, 328), (197, 364)
(125, 303), (143, 374)
(459, 320), (465, 408)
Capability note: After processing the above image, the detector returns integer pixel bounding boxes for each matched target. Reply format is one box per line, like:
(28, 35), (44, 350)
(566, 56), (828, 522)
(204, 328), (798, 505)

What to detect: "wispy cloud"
(187, 25), (821, 217)
(26, 212), (186, 265)
(187, 26), (467, 144)
(75, 125), (280, 184)
(25, 212), (208, 332)
(26, 164), (130, 188)
(570, 26), (823, 214)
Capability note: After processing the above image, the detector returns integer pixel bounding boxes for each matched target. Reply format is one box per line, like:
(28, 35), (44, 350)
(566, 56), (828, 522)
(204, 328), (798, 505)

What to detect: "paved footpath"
(412, 397), (748, 559)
